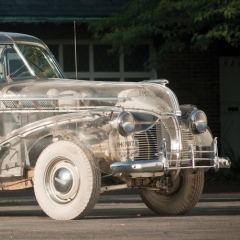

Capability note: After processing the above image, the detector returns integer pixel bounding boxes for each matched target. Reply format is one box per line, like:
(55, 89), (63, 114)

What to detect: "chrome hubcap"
(45, 158), (80, 204)
(54, 168), (73, 194)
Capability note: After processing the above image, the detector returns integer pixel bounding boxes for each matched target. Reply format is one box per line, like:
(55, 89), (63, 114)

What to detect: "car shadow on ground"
(0, 202), (240, 219)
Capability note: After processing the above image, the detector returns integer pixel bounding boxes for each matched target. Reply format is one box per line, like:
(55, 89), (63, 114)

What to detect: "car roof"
(0, 32), (45, 45)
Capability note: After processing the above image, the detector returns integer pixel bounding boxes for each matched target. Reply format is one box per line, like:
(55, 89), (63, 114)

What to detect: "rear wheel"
(139, 170), (204, 215)
(34, 140), (100, 220)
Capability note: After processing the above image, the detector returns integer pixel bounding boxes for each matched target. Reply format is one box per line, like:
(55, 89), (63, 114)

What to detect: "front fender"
(194, 127), (214, 160)
(0, 112), (111, 168)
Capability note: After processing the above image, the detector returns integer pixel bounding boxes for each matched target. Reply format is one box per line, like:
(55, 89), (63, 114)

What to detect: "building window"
(94, 78), (120, 81)
(48, 44), (59, 61)
(44, 40), (157, 81)
(93, 45), (119, 72)
(124, 45), (149, 72)
(125, 78), (149, 82)
(63, 44), (89, 72)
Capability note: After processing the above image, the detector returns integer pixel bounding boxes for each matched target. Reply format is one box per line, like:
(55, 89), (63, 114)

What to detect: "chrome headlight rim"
(117, 111), (135, 136)
(190, 109), (208, 134)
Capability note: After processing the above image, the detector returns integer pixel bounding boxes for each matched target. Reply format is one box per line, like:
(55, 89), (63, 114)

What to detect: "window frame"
(45, 39), (157, 81)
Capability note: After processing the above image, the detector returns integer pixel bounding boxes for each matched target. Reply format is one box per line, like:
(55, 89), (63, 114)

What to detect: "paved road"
(0, 192), (240, 239)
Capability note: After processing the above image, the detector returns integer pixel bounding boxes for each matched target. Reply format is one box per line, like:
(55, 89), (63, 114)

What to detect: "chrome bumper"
(110, 138), (222, 174)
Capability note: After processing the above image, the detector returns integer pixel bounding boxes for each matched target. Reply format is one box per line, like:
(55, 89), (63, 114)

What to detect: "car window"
(17, 44), (63, 79)
(0, 44), (32, 79)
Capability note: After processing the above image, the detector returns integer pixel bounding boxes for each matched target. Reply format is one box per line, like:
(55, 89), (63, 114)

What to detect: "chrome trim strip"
(0, 97), (131, 101)
(110, 160), (164, 173)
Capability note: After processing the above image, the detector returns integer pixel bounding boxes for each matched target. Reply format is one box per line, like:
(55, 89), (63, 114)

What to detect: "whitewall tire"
(34, 140), (100, 220)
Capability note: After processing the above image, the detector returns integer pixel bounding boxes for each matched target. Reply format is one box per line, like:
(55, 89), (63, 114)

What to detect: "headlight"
(117, 111), (135, 136)
(190, 109), (207, 133)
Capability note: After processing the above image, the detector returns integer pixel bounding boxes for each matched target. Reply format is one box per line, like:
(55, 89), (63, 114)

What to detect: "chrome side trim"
(110, 159), (164, 173)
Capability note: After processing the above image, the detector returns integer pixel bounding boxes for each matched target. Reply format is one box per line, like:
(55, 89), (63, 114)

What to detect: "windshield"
(0, 44), (63, 81)
(17, 44), (63, 79)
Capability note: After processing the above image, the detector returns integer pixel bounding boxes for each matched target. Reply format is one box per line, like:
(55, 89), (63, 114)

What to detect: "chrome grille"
(19, 100), (35, 108)
(37, 100), (55, 108)
(134, 121), (171, 160)
(181, 129), (196, 161)
(2, 100), (18, 108)
(156, 121), (171, 153)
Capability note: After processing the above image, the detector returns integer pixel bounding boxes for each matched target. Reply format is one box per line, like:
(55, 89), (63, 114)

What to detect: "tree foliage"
(89, 0), (240, 70)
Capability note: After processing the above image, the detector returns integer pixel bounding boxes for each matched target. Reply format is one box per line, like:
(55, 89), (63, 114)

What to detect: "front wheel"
(34, 140), (101, 220)
(139, 170), (204, 215)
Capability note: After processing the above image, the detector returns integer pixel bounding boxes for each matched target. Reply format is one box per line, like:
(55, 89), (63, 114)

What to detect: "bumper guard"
(110, 137), (226, 174)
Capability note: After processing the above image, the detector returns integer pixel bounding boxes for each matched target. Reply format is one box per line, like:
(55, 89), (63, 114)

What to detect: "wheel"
(34, 140), (100, 220)
(139, 170), (204, 215)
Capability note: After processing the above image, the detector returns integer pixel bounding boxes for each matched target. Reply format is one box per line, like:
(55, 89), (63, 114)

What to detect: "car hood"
(0, 79), (180, 115)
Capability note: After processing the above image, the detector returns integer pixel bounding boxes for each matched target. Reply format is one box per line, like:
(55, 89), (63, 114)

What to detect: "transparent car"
(0, 32), (221, 220)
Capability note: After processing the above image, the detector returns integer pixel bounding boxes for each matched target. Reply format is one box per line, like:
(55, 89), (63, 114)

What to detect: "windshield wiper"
(6, 63), (26, 82)
(27, 57), (44, 72)
(9, 64), (25, 77)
